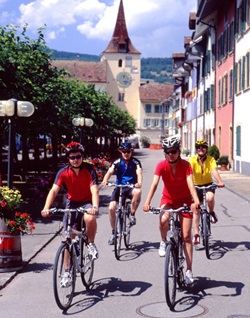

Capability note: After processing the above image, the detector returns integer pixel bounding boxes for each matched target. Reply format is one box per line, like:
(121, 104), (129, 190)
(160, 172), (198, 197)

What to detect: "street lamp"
(0, 99), (34, 188)
(72, 117), (94, 144)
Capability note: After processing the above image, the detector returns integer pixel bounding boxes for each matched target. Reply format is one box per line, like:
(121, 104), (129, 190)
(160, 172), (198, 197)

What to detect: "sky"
(0, 0), (197, 58)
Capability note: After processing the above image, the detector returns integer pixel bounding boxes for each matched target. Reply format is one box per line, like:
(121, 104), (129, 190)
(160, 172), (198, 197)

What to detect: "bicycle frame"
(108, 183), (133, 259)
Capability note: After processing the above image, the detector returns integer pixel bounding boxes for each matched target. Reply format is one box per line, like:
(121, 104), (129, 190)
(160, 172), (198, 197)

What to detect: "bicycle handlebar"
(148, 204), (191, 215)
(107, 182), (135, 188)
(195, 183), (218, 191)
(45, 207), (89, 215)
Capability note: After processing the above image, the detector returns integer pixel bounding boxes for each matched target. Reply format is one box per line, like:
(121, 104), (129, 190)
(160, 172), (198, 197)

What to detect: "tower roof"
(102, 0), (140, 55)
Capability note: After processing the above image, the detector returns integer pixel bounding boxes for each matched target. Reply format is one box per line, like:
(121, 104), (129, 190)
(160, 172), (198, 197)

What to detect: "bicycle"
(107, 183), (134, 260)
(48, 207), (95, 310)
(149, 205), (191, 311)
(195, 183), (218, 259)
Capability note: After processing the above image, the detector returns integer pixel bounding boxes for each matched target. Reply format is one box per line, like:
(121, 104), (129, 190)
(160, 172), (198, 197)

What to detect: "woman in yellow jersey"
(189, 140), (225, 244)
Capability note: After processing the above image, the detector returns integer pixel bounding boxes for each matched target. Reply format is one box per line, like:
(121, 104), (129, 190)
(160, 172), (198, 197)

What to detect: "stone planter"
(0, 218), (23, 272)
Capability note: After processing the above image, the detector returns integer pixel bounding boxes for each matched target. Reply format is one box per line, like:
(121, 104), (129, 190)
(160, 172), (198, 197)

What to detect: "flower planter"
(0, 218), (23, 272)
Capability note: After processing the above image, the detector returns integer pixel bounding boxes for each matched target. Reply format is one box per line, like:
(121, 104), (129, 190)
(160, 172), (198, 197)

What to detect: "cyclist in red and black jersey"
(101, 142), (143, 245)
(41, 142), (99, 259)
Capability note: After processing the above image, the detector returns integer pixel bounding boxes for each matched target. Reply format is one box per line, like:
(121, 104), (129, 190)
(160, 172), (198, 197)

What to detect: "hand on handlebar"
(217, 181), (225, 188)
(41, 209), (52, 218)
(143, 203), (150, 212)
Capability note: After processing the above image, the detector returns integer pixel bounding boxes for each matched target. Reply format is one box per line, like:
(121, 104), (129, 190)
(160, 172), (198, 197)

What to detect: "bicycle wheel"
(202, 211), (210, 259)
(164, 243), (177, 311)
(177, 241), (185, 288)
(124, 202), (131, 249)
(80, 238), (95, 288)
(53, 243), (76, 310)
(114, 211), (123, 260)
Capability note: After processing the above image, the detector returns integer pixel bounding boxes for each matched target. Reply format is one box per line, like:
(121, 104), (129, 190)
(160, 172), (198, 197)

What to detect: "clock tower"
(100, 0), (141, 126)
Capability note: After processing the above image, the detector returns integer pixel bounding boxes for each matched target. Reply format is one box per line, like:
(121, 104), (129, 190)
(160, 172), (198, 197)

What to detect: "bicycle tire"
(164, 243), (177, 311)
(80, 237), (95, 288)
(124, 202), (131, 249)
(177, 240), (185, 288)
(53, 242), (76, 310)
(114, 210), (123, 260)
(202, 211), (210, 259)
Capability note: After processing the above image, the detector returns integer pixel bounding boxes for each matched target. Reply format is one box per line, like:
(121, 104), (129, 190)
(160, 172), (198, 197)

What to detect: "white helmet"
(162, 136), (181, 149)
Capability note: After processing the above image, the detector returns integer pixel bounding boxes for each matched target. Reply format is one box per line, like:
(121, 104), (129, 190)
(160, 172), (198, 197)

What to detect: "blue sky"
(0, 0), (197, 58)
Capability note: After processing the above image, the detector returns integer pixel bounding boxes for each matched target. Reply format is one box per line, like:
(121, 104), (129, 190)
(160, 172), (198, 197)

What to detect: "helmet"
(195, 140), (208, 148)
(65, 142), (84, 156)
(162, 136), (181, 149)
(119, 142), (133, 151)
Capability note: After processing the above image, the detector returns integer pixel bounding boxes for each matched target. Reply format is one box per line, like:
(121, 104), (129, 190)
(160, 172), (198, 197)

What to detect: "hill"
(49, 49), (173, 83)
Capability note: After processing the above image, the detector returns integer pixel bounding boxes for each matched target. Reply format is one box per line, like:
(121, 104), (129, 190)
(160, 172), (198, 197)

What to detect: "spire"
(102, 0), (140, 54)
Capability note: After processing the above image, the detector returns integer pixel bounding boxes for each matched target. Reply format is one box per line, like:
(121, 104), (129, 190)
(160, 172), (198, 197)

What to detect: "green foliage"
(217, 155), (229, 165)
(208, 144), (220, 160)
(140, 136), (151, 148)
(49, 49), (99, 62)
(182, 148), (190, 155)
(141, 57), (173, 83)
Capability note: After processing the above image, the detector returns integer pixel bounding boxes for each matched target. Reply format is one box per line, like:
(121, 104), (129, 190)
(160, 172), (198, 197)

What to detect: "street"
(0, 149), (250, 318)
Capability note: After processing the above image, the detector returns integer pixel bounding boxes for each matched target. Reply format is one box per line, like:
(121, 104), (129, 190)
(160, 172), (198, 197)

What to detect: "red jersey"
(155, 158), (193, 206)
(54, 162), (98, 202)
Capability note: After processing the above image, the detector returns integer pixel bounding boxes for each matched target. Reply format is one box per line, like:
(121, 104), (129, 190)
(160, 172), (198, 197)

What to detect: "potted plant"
(217, 155), (229, 171)
(182, 149), (190, 157)
(0, 186), (35, 272)
(140, 136), (151, 148)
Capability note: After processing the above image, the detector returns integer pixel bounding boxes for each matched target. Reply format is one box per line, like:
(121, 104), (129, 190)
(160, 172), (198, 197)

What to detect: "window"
(118, 59), (122, 67)
(247, 0), (250, 27)
(125, 56), (132, 67)
(143, 119), (151, 127)
(223, 74), (228, 104)
(246, 52), (250, 88)
(218, 79), (221, 106)
(155, 119), (160, 127)
(145, 104), (151, 113)
(237, 59), (242, 94)
(154, 105), (160, 113)
(236, 125), (241, 156)
(229, 21), (234, 52)
(229, 69), (234, 100)
(118, 93), (124, 101)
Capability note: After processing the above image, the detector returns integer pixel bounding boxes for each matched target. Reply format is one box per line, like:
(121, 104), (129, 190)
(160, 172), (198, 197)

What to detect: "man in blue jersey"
(101, 142), (143, 245)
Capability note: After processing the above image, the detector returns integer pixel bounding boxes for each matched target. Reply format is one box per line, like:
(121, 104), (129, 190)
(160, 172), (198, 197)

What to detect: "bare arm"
(186, 174), (200, 206)
(89, 184), (99, 215)
(41, 183), (61, 217)
(101, 167), (114, 186)
(211, 168), (225, 187)
(135, 166), (143, 188)
(143, 174), (160, 212)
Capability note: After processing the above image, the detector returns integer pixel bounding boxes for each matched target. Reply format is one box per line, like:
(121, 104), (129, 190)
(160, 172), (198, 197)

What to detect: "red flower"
(1, 200), (7, 208)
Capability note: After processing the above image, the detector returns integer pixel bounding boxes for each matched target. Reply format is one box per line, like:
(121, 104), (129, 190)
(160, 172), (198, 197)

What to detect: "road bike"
(149, 205), (191, 311)
(195, 183), (218, 259)
(108, 183), (134, 260)
(48, 207), (95, 310)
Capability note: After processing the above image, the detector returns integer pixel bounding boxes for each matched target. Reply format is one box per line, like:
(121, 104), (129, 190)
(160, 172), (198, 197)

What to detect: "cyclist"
(101, 142), (143, 245)
(143, 136), (199, 285)
(41, 142), (99, 285)
(189, 139), (225, 244)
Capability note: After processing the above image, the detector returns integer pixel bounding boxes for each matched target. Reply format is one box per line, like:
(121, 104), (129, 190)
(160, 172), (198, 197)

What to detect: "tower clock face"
(116, 71), (132, 88)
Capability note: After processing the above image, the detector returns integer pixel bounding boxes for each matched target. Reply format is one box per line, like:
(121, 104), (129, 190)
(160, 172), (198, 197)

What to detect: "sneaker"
(210, 211), (218, 223)
(87, 242), (99, 259)
(185, 270), (194, 285)
(193, 234), (200, 245)
(108, 234), (115, 245)
(158, 241), (166, 257)
(60, 271), (71, 288)
(129, 215), (136, 226)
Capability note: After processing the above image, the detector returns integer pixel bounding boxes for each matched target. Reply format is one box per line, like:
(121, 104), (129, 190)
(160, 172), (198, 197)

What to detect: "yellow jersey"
(189, 154), (217, 185)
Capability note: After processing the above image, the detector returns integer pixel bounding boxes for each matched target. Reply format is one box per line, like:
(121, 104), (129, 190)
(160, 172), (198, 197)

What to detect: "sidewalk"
(0, 157), (250, 289)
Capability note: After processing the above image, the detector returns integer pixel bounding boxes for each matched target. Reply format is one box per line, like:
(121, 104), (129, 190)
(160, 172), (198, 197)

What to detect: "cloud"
(4, 0), (197, 57)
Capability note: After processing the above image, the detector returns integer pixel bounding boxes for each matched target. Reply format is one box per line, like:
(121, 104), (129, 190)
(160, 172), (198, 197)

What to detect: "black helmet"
(65, 142), (84, 156)
(119, 142), (133, 151)
(162, 136), (181, 149)
(195, 139), (208, 148)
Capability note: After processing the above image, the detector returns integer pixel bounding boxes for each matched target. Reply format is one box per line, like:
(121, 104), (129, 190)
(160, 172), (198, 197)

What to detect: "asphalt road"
(0, 149), (250, 318)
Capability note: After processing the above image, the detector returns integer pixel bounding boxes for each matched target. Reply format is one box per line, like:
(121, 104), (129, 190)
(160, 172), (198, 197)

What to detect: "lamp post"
(72, 117), (94, 144)
(0, 99), (34, 188)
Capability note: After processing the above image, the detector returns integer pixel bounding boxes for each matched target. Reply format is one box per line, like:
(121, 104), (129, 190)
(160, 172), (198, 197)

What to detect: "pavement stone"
(0, 149), (250, 289)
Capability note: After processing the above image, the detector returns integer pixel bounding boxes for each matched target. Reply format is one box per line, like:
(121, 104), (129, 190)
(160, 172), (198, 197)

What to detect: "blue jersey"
(111, 157), (142, 185)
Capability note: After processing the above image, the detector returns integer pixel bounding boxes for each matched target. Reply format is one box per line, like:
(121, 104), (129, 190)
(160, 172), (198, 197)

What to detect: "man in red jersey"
(41, 142), (99, 286)
(143, 136), (199, 285)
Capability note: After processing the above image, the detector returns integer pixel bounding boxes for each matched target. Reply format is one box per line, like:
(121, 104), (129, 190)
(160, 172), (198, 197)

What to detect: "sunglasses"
(196, 146), (207, 150)
(69, 154), (82, 160)
(122, 150), (131, 154)
(165, 149), (178, 155)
